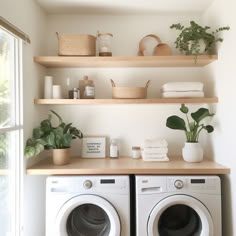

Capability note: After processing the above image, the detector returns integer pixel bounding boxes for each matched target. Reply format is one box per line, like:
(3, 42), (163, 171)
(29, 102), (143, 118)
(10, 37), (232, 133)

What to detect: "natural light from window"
(0, 27), (23, 236)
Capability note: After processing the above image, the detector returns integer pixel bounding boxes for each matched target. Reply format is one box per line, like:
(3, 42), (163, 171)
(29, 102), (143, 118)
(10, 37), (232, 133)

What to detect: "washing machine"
(136, 175), (221, 236)
(46, 175), (130, 236)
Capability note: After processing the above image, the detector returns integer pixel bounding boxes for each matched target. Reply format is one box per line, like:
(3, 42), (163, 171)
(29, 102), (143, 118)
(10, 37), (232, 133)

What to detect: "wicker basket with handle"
(111, 79), (151, 99)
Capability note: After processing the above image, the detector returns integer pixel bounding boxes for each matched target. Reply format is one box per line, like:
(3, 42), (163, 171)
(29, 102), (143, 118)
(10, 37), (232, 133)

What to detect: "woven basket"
(111, 80), (151, 99)
(56, 32), (96, 56)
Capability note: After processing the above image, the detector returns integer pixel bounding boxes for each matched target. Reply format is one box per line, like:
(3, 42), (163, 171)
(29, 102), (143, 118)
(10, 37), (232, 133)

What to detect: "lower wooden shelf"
(26, 156), (230, 175)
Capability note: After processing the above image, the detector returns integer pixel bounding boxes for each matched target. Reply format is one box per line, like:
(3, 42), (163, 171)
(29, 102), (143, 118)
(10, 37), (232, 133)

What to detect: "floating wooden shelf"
(34, 55), (217, 68)
(26, 156), (230, 175)
(34, 97), (218, 105)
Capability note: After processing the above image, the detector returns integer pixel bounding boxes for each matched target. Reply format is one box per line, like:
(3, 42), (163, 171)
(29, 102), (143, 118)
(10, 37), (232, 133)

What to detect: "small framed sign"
(82, 137), (106, 158)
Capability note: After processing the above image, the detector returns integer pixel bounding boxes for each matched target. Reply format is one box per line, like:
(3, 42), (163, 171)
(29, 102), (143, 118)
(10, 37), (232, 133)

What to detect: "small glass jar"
(132, 146), (141, 159)
(97, 32), (113, 56)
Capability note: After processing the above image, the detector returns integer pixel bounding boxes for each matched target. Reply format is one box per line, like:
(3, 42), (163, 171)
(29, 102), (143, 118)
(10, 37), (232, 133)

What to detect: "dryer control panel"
(167, 176), (221, 194)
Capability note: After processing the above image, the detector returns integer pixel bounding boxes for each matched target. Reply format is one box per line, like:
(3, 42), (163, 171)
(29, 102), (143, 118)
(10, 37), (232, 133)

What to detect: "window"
(0, 27), (23, 236)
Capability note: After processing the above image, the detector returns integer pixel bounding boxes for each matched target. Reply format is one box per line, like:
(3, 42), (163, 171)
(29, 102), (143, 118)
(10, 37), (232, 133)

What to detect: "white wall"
(0, 1), (47, 236)
(203, 0), (236, 235)
(44, 14), (218, 158)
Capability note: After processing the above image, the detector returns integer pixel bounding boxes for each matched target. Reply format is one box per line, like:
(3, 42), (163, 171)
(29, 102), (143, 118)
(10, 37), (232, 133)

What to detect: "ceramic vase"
(182, 142), (203, 163)
(52, 148), (70, 165)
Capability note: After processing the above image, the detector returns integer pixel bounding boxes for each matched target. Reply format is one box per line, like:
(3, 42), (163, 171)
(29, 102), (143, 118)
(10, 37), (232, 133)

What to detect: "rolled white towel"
(143, 138), (168, 148)
(162, 91), (204, 98)
(162, 82), (204, 92)
(143, 147), (168, 154)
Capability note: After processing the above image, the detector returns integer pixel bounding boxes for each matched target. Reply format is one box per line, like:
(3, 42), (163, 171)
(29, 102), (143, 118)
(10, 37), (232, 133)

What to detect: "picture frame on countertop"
(81, 136), (106, 158)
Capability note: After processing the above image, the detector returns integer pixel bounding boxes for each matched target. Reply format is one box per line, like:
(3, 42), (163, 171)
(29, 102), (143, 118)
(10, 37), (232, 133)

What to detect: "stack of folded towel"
(142, 138), (169, 162)
(161, 82), (204, 98)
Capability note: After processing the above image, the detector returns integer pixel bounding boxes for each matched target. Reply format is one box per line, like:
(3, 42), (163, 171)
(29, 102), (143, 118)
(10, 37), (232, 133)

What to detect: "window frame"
(0, 26), (24, 236)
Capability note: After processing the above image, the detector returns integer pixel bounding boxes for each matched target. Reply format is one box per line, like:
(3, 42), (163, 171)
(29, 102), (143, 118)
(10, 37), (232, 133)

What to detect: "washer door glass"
(147, 195), (214, 236)
(56, 195), (120, 236)
(66, 203), (110, 236)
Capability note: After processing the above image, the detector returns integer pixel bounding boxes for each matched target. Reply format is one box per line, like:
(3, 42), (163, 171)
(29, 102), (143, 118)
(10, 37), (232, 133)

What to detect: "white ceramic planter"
(52, 148), (70, 165)
(182, 142), (203, 163)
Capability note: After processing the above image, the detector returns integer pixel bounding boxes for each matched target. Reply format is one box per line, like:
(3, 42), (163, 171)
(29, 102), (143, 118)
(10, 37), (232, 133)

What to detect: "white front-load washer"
(46, 175), (130, 236)
(136, 175), (221, 236)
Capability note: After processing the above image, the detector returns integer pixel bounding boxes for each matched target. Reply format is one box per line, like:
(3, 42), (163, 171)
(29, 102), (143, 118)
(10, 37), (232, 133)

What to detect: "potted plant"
(166, 104), (214, 162)
(170, 21), (230, 56)
(24, 110), (83, 165)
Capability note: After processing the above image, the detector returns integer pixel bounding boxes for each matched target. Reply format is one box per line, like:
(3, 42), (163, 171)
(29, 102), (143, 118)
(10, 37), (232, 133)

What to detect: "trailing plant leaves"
(62, 133), (72, 147)
(191, 108), (214, 123)
(24, 146), (35, 158)
(50, 110), (62, 124)
(24, 110), (83, 158)
(166, 116), (186, 131)
(33, 128), (44, 139)
(170, 21), (230, 56)
(45, 132), (55, 148)
(64, 123), (72, 134)
(35, 143), (45, 156)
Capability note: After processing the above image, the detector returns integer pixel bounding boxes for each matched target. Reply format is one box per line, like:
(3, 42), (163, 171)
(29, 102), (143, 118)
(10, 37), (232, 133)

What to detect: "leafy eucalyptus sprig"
(170, 21), (230, 55)
(166, 104), (214, 143)
(24, 110), (83, 158)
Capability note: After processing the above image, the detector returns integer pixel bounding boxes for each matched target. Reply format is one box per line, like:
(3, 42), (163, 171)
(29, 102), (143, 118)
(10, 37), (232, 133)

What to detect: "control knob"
(83, 180), (93, 189)
(174, 180), (184, 189)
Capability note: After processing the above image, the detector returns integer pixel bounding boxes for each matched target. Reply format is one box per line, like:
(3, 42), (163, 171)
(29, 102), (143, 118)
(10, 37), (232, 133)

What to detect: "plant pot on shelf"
(182, 142), (203, 163)
(52, 148), (70, 165)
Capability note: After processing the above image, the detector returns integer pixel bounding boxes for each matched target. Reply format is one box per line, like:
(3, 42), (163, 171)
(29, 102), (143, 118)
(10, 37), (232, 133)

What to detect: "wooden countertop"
(26, 156), (230, 175)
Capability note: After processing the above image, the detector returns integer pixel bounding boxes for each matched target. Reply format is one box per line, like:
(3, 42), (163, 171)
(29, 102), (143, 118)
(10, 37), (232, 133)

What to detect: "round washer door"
(147, 195), (214, 236)
(56, 194), (120, 236)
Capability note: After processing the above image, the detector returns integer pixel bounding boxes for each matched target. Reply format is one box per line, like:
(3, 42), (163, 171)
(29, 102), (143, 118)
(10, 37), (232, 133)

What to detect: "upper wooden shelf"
(34, 55), (218, 68)
(34, 97), (218, 105)
(26, 156), (230, 175)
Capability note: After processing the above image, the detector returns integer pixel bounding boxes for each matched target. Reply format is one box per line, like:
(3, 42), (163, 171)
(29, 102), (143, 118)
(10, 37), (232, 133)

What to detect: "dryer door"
(56, 194), (120, 236)
(147, 195), (214, 236)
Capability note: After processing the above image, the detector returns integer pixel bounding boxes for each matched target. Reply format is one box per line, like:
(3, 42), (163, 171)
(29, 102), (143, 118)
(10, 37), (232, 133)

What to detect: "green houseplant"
(170, 21), (230, 56)
(24, 110), (83, 165)
(166, 104), (214, 162)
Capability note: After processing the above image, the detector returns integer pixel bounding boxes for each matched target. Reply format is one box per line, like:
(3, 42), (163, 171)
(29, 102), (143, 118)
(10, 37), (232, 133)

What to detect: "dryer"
(136, 175), (221, 236)
(46, 175), (130, 236)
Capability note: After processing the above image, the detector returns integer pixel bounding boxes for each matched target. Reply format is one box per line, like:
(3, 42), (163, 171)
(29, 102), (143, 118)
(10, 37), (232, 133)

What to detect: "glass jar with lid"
(97, 32), (113, 56)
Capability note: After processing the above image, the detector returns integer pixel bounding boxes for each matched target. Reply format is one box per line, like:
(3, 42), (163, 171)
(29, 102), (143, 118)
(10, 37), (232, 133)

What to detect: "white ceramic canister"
(52, 85), (62, 99)
(44, 76), (53, 99)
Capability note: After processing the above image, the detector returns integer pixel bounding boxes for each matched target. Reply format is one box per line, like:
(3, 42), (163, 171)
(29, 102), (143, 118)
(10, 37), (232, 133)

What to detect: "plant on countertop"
(24, 110), (83, 158)
(170, 21), (230, 56)
(166, 104), (214, 143)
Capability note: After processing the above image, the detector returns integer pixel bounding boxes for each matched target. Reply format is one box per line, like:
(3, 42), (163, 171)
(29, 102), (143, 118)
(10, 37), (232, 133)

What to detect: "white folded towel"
(162, 82), (204, 92)
(142, 154), (170, 162)
(162, 91), (204, 98)
(143, 138), (168, 148)
(143, 147), (168, 154)
(142, 153), (169, 159)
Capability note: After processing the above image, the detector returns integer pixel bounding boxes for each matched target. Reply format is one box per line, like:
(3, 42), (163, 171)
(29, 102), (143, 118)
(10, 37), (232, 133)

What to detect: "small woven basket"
(111, 79), (151, 99)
